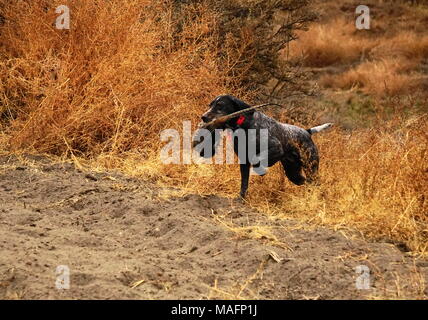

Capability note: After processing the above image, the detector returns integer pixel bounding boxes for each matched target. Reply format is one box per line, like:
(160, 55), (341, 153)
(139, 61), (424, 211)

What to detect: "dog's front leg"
(239, 163), (251, 199)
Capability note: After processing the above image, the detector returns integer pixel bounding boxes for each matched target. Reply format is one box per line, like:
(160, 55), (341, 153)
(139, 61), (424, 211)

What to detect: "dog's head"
(201, 95), (252, 128)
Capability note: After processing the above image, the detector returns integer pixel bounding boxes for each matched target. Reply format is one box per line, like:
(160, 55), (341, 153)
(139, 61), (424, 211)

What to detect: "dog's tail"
(307, 123), (333, 135)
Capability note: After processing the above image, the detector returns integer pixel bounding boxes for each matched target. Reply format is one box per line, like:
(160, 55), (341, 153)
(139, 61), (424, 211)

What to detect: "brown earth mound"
(0, 155), (426, 299)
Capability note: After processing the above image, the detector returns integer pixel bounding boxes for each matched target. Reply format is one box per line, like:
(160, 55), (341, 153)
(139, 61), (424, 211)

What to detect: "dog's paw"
(250, 166), (267, 176)
(233, 197), (249, 207)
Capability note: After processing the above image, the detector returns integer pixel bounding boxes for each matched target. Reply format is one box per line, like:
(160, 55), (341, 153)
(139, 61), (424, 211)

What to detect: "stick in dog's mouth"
(198, 103), (283, 130)
(192, 103), (284, 148)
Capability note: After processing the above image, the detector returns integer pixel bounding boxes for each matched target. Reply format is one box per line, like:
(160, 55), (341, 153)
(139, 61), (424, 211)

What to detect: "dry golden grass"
(0, 0), (250, 155)
(1, 1), (427, 255)
(321, 58), (423, 96)
(288, 13), (428, 97)
(288, 17), (377, 68)
(370, 31), (428, 61)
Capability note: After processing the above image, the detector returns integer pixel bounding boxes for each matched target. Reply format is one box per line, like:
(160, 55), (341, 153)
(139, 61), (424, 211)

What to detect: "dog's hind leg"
(250, 137), (283, 175)
(281, 152), (305, 186)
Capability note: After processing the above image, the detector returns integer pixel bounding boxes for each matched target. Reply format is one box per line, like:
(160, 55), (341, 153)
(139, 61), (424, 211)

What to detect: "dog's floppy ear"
(226, 96), (254, 129)
(230, 96), (250, 111)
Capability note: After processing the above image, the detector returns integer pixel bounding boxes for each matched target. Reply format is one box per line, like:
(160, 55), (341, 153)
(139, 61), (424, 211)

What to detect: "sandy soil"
(0, 155), (426, 299)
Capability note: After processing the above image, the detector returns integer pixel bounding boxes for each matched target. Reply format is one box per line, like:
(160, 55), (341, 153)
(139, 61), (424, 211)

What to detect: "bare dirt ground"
(0, 155), (426, 300)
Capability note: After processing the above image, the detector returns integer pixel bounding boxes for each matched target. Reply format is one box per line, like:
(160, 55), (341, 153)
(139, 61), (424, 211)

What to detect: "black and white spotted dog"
(193, 94), (332, 198)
